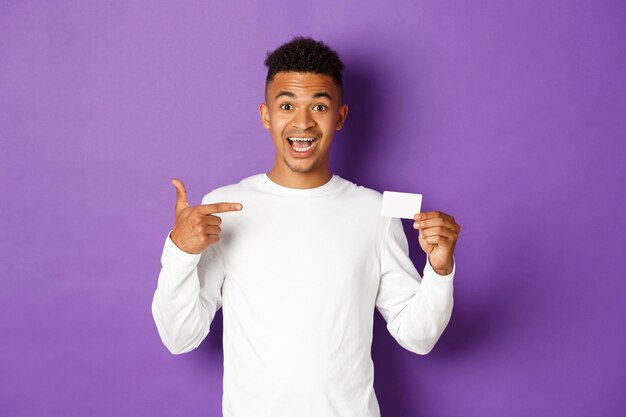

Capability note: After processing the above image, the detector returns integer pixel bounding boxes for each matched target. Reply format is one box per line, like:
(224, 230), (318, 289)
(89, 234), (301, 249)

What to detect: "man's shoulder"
(200, 174), (262, 204)
(333, 177), (385, 220)
(200, 174), (384, 206)
(337, 176), (383, 203)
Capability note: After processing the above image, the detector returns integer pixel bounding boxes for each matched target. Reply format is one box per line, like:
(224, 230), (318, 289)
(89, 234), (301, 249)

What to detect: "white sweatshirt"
(152, 173), (454, 417)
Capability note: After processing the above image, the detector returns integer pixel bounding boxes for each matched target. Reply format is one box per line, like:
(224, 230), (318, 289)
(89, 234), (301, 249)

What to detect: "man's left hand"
(413, 211), (460, 276)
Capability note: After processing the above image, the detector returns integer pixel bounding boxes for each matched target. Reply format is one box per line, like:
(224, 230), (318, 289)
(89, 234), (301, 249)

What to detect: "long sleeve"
(375, 217), (455, 355)
(151, 232), (226, 354)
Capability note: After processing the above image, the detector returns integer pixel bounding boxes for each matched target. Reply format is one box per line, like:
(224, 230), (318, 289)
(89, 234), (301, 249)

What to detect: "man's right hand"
(170, 178), (243, 254)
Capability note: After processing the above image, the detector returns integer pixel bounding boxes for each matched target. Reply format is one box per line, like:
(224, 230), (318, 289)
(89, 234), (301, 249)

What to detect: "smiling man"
(152, 37), (460, 417)
(260, 70), (347, 188)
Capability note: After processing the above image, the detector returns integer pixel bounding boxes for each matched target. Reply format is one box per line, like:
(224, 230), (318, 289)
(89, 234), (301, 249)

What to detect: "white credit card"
(381, 191), (423, 219)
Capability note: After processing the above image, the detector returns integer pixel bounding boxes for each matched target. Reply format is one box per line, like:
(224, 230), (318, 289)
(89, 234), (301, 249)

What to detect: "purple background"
(1, 1), (624, 416)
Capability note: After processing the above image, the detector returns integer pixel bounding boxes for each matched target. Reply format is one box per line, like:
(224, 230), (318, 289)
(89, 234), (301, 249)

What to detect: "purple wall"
(1, 1), (624, 416)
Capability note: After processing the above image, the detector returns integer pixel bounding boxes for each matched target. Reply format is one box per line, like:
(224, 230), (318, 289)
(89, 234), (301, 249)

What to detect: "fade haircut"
(264, 37), (345, 94)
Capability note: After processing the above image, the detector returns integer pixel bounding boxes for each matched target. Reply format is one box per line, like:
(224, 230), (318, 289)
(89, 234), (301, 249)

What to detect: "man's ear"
(259, 103), (270, 129)
(335, 104), (349, 131)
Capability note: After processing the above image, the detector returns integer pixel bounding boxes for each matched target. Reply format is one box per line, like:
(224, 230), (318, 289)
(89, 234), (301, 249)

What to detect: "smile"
(287, 137), (318, 153)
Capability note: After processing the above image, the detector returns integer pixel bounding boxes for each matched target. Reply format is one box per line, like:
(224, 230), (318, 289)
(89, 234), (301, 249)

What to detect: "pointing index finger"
(198, 202), (243, 214)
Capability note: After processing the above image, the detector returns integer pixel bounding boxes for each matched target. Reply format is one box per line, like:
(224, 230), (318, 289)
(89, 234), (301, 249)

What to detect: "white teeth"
(288, 137), (316, 152)
(291, 142), (315, 152)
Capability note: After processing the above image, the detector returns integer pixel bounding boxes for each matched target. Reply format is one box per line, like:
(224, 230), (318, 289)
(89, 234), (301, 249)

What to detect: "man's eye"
(313, 104), (327, 111)
(280, 103), (293, 110)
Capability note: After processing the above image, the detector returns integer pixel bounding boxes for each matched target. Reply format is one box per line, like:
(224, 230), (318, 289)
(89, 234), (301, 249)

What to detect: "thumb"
(171, 178), (190, 215)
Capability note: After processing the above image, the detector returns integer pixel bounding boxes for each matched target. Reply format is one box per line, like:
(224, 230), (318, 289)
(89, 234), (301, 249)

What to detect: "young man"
(152, 37), (460, 417)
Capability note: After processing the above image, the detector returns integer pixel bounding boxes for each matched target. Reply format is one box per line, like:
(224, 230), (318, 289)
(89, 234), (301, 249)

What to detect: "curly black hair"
(264, 36), (344, 91)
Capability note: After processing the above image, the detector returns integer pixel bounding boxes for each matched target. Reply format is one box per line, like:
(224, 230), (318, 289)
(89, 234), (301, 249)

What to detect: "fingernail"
(413, 222), (419, 229)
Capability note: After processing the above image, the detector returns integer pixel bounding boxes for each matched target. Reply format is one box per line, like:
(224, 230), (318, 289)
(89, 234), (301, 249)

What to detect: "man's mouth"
(287, 137), (318, 153)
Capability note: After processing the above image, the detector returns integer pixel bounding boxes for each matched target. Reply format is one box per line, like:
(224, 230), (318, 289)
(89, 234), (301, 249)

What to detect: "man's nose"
(291, 108), (316, 130)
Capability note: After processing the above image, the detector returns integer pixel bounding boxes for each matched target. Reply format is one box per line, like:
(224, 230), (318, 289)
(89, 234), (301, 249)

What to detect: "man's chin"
(286, 164), (314, 174)
(283, 157), (317, 174)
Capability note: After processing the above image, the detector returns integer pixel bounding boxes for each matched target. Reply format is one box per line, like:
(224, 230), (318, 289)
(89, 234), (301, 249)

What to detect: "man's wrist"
(433, 264), (453, 276)
(165, 231), (201, 261)
(427, 255), (455, 278)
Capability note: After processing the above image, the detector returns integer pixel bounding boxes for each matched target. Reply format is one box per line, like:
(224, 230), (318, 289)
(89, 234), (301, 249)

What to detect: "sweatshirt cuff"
(163, 231), (202, 267)
(424, 255), (455, 281)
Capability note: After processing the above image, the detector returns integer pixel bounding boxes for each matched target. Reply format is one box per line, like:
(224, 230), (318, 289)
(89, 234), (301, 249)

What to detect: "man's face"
(259, 72), (348, 177)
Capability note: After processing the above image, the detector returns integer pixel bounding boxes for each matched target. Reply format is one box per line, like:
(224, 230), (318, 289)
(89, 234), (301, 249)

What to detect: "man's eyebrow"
(313, 92), (333, 101)
(274, 91), (333, 101)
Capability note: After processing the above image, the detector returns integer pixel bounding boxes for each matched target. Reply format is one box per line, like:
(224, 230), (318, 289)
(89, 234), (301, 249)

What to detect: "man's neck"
(266, 167), (333, 189)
